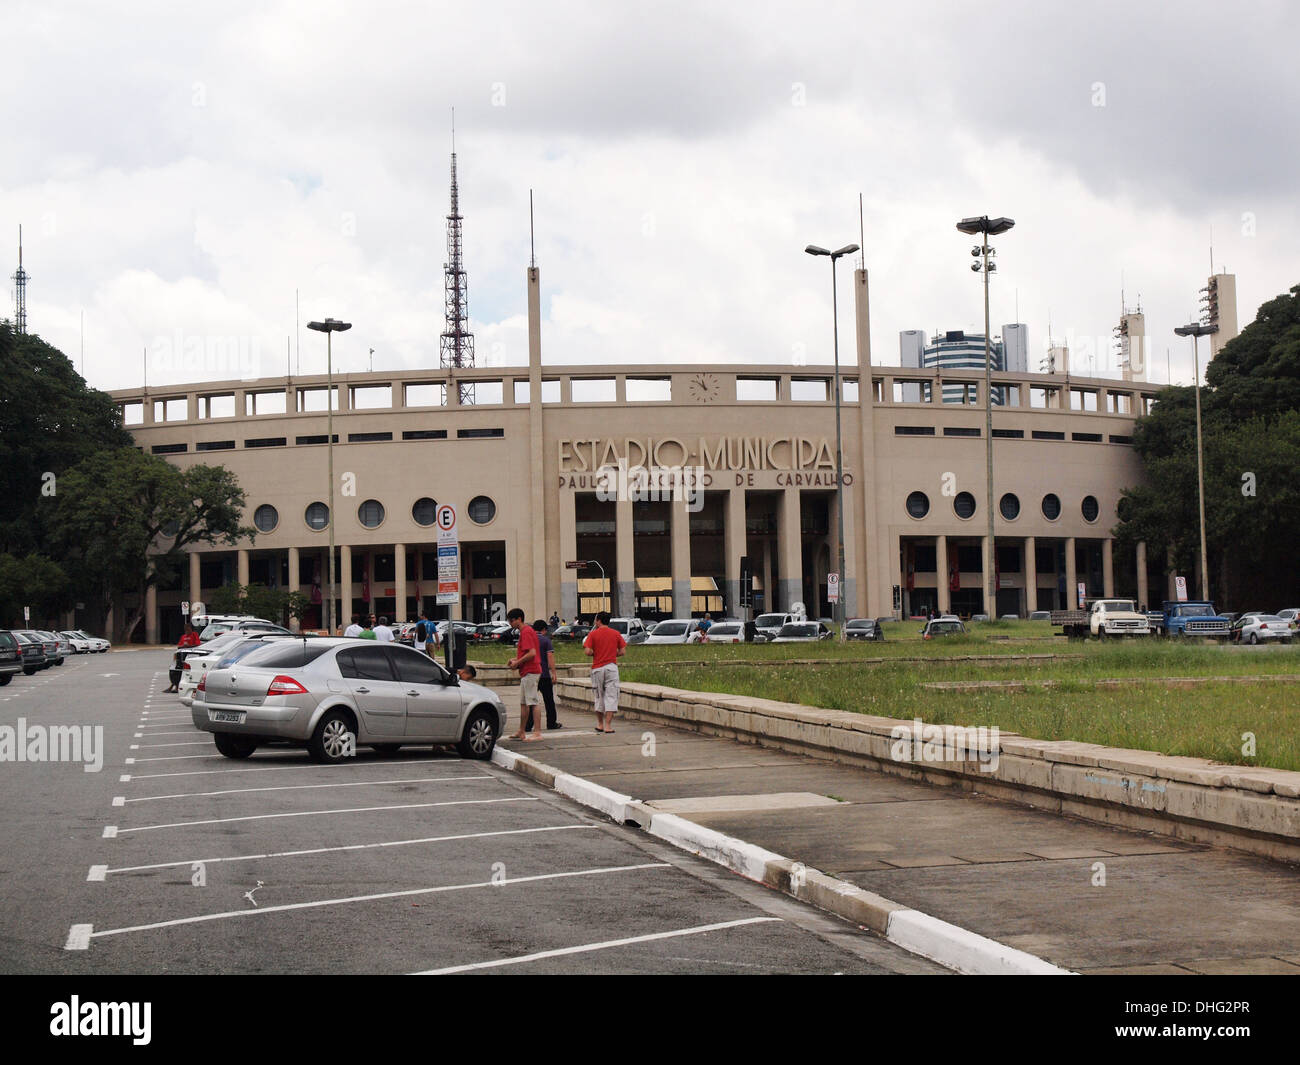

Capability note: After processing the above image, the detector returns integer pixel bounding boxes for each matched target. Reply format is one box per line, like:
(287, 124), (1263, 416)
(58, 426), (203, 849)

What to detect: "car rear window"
(655, 623), (688, 636)
(222, 641), (332, 670)
(337, 646), (396, 681)
(0, 632), (15, 649)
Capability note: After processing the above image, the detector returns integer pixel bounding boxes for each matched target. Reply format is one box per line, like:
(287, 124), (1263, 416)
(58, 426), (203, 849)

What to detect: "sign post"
(1077, 581), (1087, 608)
(827, 572), (841, 639)
(436, 504), (459, 672)
(1175, 575), (1188, 603)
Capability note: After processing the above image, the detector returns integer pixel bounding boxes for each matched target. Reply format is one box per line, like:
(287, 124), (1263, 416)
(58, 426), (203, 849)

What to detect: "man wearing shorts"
(583, 611), (627, 733)
(507, 607), (543, 741)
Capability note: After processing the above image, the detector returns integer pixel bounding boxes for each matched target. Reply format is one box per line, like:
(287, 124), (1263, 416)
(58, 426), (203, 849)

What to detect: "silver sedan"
(1234, 615), (1294, 645)
(193, 638), (507, 762)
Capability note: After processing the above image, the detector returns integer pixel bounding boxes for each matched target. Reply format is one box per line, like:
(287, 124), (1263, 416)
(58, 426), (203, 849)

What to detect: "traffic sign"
(23, 605), (30, 623)
(1175, 575), (1188, 602)
(436, 503), (457, 547)
(827, 572), (840, 603)
(181, 600), (190, 616)
(1077, 581), (1087, 606)
(565, 560), (587, 570)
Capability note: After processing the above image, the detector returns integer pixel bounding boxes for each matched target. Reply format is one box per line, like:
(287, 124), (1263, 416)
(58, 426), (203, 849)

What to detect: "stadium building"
(111, 263), (1175, 642)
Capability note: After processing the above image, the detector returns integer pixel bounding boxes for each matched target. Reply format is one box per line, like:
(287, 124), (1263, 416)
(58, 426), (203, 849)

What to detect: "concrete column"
(1024, 536), (1037, 614)
(1102, 538), (1115, 597)
(526, 265), (548, 613)
(725, 488), (746, 617)
(394, 543), (407, 623)
(189, 551), (202, 606)
(777, 488), (803, 612)
(936, 535), (950, 615)
(671, 491), (692, 618)
(340, 545), (352, 627)
(1136, 540), (1149, 609)
(982, 534), (995, 616)
(145, 583), (158, 644)
(1066, 537), (1078, 608)
(559, 491), (578, 621)
(836, 486), (856, 618)
(761, 538), (772, 615)
(616, 494), (636, 617)
(286, 547), (301, 632)
(237, 549), (249, 587)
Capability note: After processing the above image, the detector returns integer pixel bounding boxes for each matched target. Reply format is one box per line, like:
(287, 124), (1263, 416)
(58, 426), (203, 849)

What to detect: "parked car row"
(0, 628), (111, 684)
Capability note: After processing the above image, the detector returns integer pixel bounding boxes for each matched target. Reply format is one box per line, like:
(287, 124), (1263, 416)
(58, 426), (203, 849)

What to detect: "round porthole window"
(468, 495), (496, 524)
(358, 499), (385, 528)
(1082, 495), (1100, 522)
(254, 504), (279, 533)
(954, 491), (977, 519)
(1041, 493), (1061, 521)
(906, 491), (930, 519)
(412, 497), (437, 527)
(999, 493), (1020, 521)
(305, 502), (329, 530)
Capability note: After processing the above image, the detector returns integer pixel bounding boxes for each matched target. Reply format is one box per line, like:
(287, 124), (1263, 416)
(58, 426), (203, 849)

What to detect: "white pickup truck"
(1089, 599), (1151, 638)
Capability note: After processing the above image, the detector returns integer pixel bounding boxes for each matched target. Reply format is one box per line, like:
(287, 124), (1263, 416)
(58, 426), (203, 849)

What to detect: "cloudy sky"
(4, 0), (1297, 392)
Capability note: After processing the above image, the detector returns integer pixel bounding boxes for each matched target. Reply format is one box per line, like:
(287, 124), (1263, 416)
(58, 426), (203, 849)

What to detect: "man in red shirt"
(506, 607), (543, 741)
(582, 611), (627, 734)
(164, 623), (200, 692)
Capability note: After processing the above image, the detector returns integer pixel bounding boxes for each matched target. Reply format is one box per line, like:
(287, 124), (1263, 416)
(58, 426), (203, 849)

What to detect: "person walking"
(582, 611), (626, 734)
(343, 614), (363, 638)
(549, 610), (560, 630)
(507, 607), (543, 741)
(373, 616), (395, 643)
(525, 619), (561, 732)
(358, 619), (377, 640)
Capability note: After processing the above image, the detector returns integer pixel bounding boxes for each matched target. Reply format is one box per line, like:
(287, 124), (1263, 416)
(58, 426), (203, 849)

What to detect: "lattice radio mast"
(440, 115), (475, 404)
(12, 225), (28, 334)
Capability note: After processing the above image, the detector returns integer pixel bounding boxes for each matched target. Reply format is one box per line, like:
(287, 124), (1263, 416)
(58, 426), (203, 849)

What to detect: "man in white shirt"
(373, 616), (395, 643)
(343, 613), (363, 638)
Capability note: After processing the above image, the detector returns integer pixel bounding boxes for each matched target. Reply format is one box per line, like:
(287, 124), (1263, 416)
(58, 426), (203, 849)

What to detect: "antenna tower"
(440, 115), (475, 404)
(13, 225), (29, 334)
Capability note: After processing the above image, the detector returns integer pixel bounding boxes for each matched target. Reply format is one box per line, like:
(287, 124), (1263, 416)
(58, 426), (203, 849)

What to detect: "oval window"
(954, 492), (977, 519)
(305, 502), (329, 530)
(905, 491), (930, 519)
(1042, 494), (1061, 521)
(254, 504), (279, 533)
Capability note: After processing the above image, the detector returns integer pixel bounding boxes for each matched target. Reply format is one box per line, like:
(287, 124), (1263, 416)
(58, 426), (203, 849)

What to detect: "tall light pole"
(307, 318), (352, 634)
(805, 242), (859, 639)
(955, 215), (1015, 617)
(1175, 322), (1213, 601)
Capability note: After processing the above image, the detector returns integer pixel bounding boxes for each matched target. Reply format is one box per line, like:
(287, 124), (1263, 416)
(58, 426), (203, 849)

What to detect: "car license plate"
(211, 710), (245, 723)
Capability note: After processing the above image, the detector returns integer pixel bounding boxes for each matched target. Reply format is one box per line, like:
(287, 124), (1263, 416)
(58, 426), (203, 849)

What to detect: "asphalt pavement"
(0, 649), (943, 974)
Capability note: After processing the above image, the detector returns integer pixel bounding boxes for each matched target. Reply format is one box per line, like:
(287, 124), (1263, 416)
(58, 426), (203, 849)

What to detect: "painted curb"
(494, 745), (1074, 975)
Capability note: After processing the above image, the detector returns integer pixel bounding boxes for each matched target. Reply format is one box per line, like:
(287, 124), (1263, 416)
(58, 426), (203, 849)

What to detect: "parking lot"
(1, 650), (942, 974)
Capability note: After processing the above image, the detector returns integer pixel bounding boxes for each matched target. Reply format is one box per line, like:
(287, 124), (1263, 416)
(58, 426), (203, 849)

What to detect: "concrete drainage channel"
(491, 745), (1073, 976)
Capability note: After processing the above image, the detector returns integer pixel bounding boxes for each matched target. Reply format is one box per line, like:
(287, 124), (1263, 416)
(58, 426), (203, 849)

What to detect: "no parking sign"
(436, 504), (459, 605)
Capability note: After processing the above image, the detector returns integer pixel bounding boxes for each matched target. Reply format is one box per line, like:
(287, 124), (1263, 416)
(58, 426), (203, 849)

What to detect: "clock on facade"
(687, 373), (721, 403)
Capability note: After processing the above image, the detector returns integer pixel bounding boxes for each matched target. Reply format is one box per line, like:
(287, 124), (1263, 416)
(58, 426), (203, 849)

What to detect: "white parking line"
(122, 773), (494, 803)
(126, 757), (470, 781)
(128, 754), (216, 762)
(114, 796), (538, 835)
(88, 824), (598, 879)
(69, 863), (671, 947)
(411, 916), (783, 974)
(132, 741), (214, 749)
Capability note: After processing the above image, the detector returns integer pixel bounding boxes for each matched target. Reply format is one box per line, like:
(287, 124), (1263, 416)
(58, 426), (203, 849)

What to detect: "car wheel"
(309, 710), (358, 763)
(0, 674), (10, 686)
(214, 733), (258, 759)
(372, 744), (402, 756)
(457, 707), (498, 760)
(23, 667), (35, 675)
(55, 658), (65, 666)
(1248, 633), (1258, 644)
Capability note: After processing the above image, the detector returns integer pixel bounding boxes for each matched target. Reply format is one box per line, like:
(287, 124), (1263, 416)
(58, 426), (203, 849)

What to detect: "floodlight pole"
(308, 318), (352, 633)
(1175, 322), (1212, 602)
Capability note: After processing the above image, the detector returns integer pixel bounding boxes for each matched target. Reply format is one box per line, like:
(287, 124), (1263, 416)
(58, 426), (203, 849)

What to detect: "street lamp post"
(585, 559), (608, 616)
(1174, 322), (1213, 602)
(307, 317), (352, 634)
(805, 242), (859, 640)
(955, 216), (1015, 617)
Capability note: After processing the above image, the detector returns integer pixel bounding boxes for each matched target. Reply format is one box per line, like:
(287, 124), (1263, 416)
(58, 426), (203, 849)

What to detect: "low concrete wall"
(553, 677), (1300, 865)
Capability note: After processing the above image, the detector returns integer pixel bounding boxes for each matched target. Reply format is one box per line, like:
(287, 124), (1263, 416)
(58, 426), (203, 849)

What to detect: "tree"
(0, 322), (133, 556)
(0, 553), (71, 628)
(1116, 285), (1300, 607)
(49, 449), (256, 642)
(207, 582), (310, 627)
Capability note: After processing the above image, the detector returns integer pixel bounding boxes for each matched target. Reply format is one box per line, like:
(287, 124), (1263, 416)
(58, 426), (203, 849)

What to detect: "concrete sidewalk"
(498, 697), (1300, 975)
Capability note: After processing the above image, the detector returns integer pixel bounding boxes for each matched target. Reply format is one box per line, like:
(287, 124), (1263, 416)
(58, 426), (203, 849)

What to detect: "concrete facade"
(111, 267), (1164, 641)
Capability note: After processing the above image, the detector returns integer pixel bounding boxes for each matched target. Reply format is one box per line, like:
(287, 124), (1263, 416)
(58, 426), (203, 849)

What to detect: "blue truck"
(1160, 600), (1231, 639)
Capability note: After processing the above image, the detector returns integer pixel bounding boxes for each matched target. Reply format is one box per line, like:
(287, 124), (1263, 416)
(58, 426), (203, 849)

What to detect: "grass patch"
(600, 637), (1300, 772)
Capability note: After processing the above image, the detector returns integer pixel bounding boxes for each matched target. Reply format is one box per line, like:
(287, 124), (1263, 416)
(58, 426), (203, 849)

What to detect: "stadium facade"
(111, 267), (1170, 642)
